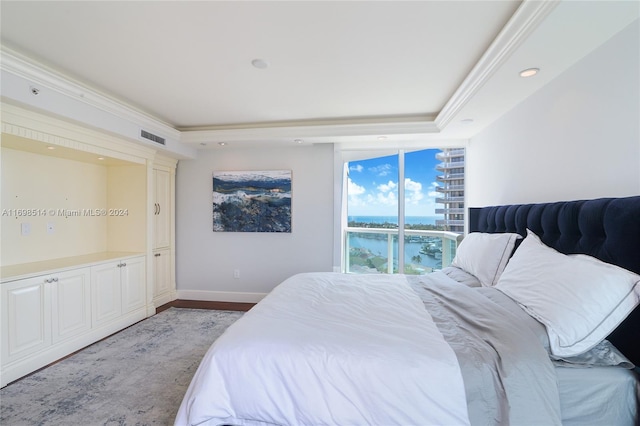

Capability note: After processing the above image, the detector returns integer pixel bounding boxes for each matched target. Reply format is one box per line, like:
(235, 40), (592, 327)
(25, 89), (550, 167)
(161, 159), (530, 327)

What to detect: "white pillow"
(451, 232), (521, 286)
(495, 229), (640, 357)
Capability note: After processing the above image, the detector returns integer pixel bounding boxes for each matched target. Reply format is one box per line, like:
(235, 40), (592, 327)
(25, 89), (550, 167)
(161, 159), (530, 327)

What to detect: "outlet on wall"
(233, 269), (240, 279)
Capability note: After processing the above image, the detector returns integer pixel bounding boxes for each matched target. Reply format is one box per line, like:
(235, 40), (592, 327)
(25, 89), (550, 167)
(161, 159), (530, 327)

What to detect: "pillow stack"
(495, 229), (640, 357)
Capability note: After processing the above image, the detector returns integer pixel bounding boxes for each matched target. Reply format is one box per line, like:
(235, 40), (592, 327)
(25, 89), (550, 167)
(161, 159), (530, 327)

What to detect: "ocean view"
(346, 215), (447, 274)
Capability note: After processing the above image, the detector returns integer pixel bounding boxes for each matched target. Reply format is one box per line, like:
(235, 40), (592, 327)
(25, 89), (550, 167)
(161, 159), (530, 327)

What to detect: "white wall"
(467, 20), (640, 207)
(175, 144), (334, 301)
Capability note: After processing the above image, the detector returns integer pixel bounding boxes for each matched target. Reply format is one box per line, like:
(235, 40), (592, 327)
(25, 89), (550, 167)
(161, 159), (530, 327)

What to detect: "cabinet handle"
(44, 278), (51, 283)
(155, 253), (161, 257)
(158, 203), (161, 215)
(121, 262), (126, 267)
(52, 277), (58, 282)
(155, 203), (159, 215)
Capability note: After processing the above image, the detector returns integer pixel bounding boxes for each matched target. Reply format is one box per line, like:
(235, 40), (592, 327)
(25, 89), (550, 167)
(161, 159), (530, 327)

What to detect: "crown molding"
(178, 114), (436, 132)
(435, 0), (560, 129)
(180, 118), (440, 145)
(0, 46), (180, 140)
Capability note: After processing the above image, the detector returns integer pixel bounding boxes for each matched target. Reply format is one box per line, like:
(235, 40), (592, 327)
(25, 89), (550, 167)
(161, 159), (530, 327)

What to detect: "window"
(343, 148), (465, 274)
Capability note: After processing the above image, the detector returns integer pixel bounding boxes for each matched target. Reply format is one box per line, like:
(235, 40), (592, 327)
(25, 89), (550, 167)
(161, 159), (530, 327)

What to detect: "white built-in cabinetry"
(0, 103), (177, 387)
(1, 254), (146, 387)
(152, 160), (176, 307)
(91, 256), (146, 326)
(154, 167), (172, 250)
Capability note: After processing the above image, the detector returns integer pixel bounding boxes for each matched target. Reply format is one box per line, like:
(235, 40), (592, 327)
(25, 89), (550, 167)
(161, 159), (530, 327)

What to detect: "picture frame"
(212, 170), (292, 232)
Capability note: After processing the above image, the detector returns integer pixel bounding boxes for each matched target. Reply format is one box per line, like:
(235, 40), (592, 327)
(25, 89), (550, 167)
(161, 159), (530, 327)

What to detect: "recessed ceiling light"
(97, 157), (105, 161)
(377, 136), (387, 141)
(218, 142), (227, 146)
(460, 118), (474, 125)
(519, 68), (540, 78)
(251, 59), (269, 69)
(294, 139), (303, 144)
(46, 146), (55, 150)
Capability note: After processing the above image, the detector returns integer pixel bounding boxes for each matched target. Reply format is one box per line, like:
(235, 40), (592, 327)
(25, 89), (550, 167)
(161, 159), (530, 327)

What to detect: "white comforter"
(175, 272), (470, 426)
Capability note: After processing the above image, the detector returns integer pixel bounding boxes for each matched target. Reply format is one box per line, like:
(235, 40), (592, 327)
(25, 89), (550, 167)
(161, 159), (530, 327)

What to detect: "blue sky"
(347, 149), (441, 217)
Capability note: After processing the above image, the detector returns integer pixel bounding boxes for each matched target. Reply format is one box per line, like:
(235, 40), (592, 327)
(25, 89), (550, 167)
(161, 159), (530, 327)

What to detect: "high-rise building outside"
(435, 148), (465, 233)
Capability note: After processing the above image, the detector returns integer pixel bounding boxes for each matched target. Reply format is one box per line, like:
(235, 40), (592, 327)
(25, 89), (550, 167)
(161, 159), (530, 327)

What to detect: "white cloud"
(348, 177), (366, 196)
(368, 164), (393, 177)
(377, 180), (397, 193)
(405, 178), (424, 204)
(376, 190), (397, 206)
(349, 164), (363, 173)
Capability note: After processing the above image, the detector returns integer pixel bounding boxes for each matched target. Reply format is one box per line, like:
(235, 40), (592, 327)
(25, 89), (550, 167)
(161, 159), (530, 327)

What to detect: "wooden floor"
(157, 299), (256, 313)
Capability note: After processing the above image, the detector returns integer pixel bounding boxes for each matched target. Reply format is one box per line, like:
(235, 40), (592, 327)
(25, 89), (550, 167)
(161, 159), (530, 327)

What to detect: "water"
(348, 235), (441, 270)
(347, 216), (445, 273)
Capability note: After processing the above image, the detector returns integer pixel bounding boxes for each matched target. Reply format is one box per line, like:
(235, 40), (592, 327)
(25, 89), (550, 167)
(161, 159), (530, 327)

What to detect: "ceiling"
(1, 1), (638, 149)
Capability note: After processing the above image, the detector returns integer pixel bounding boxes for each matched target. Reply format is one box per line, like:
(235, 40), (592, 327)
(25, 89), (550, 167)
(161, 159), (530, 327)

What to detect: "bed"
(176, 196), (640, 426)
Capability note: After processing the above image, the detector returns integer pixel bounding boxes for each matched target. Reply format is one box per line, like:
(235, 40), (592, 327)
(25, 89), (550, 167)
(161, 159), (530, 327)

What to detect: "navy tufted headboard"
(469, 196), (640, 366)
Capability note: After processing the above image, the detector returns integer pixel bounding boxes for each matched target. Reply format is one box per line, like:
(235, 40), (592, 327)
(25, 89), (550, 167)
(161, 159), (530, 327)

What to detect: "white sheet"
(557, 366), (639, 426)
(175, 272), (470, 426)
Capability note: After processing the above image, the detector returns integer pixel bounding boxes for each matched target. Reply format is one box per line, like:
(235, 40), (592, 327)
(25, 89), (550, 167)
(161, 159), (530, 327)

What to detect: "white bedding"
(175, 273), (470, 426)
(557, 366), (639, 426)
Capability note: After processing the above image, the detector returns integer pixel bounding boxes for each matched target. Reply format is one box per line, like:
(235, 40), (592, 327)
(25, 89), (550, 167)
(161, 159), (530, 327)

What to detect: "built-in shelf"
(0, 102), (177, 386)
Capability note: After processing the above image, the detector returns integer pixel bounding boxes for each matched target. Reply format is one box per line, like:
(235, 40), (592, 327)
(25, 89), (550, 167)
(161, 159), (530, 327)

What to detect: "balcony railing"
(436, 219), (465, 227)
(344, 227), (463, 274)
(435, 185), (465, 192)
(436, 196), (465, 203)
(436, 173), (465, 181)
(435, 149), (465, 161)
(435, 208), (465, 214)
(436, 161), (465, 171)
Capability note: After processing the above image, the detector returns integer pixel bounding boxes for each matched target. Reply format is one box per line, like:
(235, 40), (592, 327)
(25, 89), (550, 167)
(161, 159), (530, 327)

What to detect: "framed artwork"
(213, 170), (292, 232)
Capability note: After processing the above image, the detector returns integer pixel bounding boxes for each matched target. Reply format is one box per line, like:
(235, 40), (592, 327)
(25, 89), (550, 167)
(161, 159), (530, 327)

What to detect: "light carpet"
(0, 308), (243, 425)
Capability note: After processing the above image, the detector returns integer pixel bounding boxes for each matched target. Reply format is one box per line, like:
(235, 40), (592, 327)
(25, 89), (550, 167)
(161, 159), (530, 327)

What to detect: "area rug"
(0, 308), (243, 425)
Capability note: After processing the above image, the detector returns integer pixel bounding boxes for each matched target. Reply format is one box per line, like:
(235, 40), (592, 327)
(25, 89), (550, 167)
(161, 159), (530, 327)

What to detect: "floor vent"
(141, 129), (166, 145)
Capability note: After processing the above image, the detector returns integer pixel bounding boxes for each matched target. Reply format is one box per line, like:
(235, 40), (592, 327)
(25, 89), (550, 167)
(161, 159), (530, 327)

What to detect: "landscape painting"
(213, 170), (292, 232)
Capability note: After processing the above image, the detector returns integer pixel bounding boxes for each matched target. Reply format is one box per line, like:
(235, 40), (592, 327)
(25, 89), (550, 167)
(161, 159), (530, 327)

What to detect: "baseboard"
(176, 289), (267, 303)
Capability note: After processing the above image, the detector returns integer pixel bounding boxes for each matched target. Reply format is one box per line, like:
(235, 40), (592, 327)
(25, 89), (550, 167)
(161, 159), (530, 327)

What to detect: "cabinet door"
(121, 256), (146, 314)
(51, 268), (91, 343)
(1, 276), (51, 363)
(154, 169), (171, 249)
(153, 249), (171, 300)
(91, 262), (122, 327)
